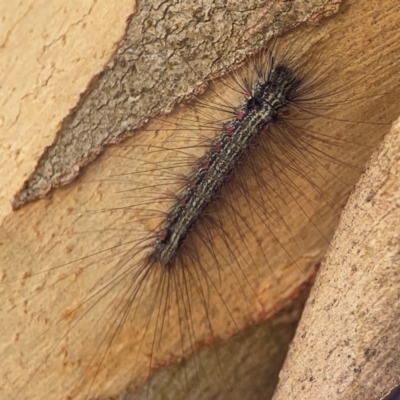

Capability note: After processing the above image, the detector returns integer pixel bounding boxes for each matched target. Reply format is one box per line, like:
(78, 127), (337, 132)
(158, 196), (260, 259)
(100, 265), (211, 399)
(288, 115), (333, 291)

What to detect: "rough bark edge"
(11, 0), (340, 210)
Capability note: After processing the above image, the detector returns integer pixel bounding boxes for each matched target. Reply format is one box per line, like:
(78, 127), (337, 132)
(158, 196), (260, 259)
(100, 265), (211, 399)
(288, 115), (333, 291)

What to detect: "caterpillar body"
(150, 64), (297, 268)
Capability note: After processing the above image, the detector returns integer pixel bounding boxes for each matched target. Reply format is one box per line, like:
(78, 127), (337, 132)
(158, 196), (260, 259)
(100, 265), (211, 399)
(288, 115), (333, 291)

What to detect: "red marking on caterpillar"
(225, 125), (234, 135)
(214, 143), (222, 152)
(201, 159), (210, 169)
(158, 229), (168, 242)
(6, 17), (400, 400)
(237, 110), (246, 120)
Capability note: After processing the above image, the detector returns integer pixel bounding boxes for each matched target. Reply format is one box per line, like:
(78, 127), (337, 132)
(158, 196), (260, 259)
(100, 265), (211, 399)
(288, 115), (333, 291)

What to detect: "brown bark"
(10, 0), (340, 209)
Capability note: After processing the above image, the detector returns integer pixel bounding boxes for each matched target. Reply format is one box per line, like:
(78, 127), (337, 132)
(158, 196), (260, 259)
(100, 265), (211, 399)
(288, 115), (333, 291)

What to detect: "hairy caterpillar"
(1, 1), (400, 400)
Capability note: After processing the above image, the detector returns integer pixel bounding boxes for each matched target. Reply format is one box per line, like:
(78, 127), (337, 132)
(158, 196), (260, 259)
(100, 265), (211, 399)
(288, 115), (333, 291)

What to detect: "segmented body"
(152, 65), (299, 266)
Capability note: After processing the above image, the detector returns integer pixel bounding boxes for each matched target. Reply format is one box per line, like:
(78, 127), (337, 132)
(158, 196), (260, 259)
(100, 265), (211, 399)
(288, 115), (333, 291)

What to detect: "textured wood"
(0, 0), (400, 400)
(10, 0), (340, 209)
(273, 117), (400, 400)
(0, 0), (135, 220)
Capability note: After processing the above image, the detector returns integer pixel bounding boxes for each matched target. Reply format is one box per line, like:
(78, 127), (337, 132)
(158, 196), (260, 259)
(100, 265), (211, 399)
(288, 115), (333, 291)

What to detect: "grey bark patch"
(11, 0), (340, 210)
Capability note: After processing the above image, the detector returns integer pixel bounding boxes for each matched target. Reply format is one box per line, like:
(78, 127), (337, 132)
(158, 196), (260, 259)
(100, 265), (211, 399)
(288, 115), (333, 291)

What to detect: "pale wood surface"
(0, 1), (400, 400)
(0, 0), (136, 220)
(273, 116), (400, 400)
